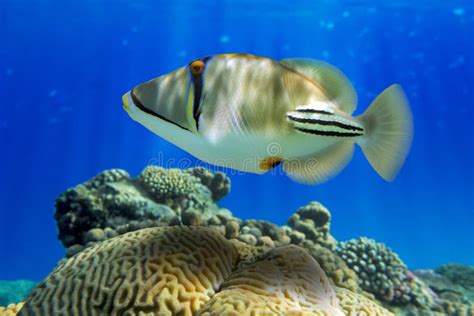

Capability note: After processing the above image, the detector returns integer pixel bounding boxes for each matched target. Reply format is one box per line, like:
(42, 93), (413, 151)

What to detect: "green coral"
(337, 237), (433, 307)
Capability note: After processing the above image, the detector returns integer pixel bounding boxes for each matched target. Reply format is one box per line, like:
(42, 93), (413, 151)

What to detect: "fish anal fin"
(281, 58), (357, 114)
(283, 141), (354, 185)
(259, 156), (284, 171)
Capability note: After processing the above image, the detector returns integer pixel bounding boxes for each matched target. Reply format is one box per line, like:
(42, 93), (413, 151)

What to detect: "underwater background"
(0, 0), (472, 285)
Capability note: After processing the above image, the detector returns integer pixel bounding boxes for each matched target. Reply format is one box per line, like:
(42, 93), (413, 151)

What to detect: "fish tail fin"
(356, 84), (413, 181)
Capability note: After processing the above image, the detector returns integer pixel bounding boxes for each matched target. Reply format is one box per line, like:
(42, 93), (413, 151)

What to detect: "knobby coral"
(288, 202), (337, 250)
(337, 237), (433, 307)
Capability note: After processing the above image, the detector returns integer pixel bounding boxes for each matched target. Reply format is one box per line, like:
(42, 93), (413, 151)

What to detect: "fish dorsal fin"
(280, 58), (358, 114)
(283, 140), (355, 185)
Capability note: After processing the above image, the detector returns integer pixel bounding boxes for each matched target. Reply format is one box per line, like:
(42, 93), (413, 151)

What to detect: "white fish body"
(123, 54), (413, 184)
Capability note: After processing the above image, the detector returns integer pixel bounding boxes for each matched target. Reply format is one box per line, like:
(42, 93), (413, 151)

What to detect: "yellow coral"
(336, 287), (394, 316)
(0, 302), (24, 315)
(198, 245), (344, 316)
(20, 227), (237, 316)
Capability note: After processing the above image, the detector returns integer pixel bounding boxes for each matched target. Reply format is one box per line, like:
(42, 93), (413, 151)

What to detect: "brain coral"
(20, 226), (237, 315)
(198, 245), (343, 315)
(19, 226), (392, 316)
(335, 287), (394, 316)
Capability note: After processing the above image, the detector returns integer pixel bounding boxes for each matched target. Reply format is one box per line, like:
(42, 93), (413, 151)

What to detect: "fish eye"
(190, 60), (205, 75)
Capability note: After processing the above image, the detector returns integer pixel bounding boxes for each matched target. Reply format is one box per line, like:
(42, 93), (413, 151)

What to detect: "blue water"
(0, 0), (473, 281)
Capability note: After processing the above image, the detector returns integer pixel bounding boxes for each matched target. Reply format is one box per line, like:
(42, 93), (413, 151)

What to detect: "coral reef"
(20, 226), (391, 315)
(55, 166), (231, 256)
(16, 165), (472, 316)
(0, 280), (35, 307)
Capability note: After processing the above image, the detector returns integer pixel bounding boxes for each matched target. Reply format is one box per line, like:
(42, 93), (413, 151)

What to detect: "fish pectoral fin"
(283, 141), (354, 185)
(280, 58), (357, 114)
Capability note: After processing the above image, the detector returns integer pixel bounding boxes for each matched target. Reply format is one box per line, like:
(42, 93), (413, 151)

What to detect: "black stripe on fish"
(294, 127), (363, 137)
(131, 89), (191, 132)
(191, 74), (203, 129)
(296, 109), (334, 115)
(287, 114), (364, 132)
(190, 56), (212, 130)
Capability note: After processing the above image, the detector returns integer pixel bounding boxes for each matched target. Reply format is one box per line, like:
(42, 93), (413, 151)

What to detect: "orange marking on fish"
(259, 156), (284, 171)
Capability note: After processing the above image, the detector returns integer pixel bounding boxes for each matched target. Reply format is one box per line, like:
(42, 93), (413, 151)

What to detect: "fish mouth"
(123, 88), (192, 132)
(121, 89), (148, 116)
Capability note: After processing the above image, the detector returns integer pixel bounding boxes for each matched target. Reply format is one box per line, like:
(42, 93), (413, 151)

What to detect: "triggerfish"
(122, 53), (413, 184)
